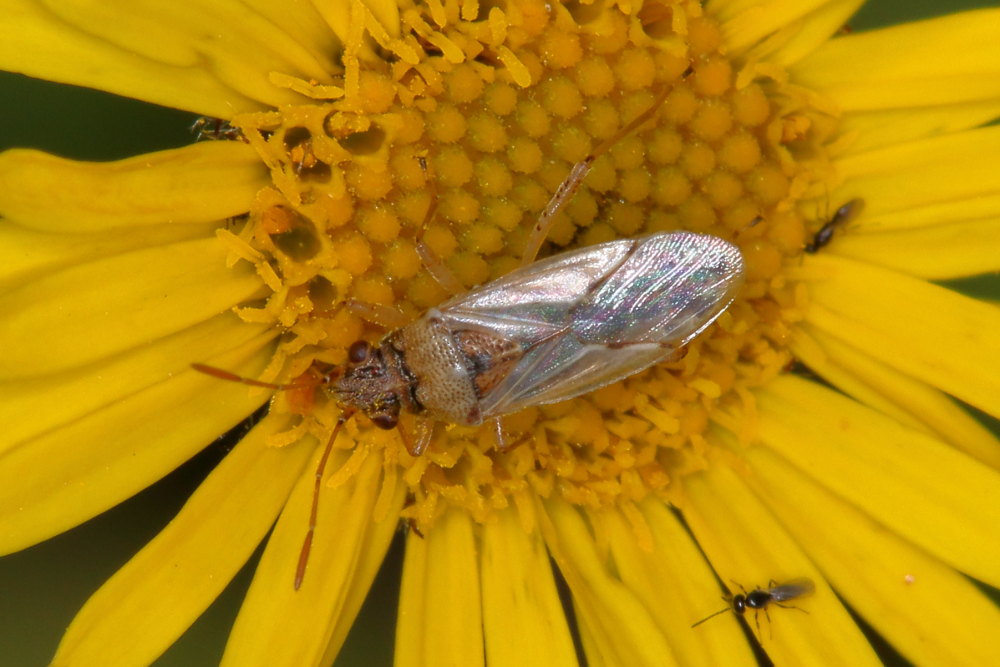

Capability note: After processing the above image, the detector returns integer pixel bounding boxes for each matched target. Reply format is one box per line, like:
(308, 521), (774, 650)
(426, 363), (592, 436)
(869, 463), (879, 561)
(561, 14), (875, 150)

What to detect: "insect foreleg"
(346, 299), (409, 330)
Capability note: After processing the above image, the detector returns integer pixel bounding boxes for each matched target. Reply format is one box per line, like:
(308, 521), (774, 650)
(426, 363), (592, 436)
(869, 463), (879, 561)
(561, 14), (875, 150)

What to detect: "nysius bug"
(195, 81), (746, 588)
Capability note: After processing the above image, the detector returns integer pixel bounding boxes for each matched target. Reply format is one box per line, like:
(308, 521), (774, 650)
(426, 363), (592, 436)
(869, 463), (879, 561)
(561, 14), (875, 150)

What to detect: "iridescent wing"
(768, 578), (815, 603)
(437, 231), (744, 418)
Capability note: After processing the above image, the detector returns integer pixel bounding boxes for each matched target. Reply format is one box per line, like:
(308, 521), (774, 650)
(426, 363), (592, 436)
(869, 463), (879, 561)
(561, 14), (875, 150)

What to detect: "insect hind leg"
(774, 602), (810, 615)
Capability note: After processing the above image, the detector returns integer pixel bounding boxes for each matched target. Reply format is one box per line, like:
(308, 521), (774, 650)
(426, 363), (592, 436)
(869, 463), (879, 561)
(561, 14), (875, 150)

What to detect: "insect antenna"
(691, 605), (732, 628)
(191, 363), (313, 391)
(295, 408), (356, 590)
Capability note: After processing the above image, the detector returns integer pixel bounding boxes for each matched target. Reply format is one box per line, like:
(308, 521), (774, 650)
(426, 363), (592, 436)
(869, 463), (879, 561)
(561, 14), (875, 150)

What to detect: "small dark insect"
(691, 578), (815, 637)
(804, 198), (864, 253)
(191, 116), (244, 142)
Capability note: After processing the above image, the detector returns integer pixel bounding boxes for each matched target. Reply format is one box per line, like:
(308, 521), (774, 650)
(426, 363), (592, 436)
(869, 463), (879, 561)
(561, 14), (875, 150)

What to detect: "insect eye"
(371, 414), (397, 429)
(347, 340), (370, 364)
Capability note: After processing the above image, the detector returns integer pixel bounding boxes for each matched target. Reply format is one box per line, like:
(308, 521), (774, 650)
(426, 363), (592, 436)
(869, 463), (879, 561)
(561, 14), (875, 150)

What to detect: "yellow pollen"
(507, 136), (543, 173)
(426, 105), (467, 143)
(582, 98), (621, 140)
(540, 76), (584, 119)
(540, 31), (583, 69)
(467, 113), (508, 153)
(515, 99), (551, 137)
(719, 130), (762, 173)
(574, 57), (616, 97)
(483, 82), (518, 115)
(381, 239), (421, 280)
(551, 124), (592, 163)
(615, 48), (656, 91)
(475, 157), (514, 196)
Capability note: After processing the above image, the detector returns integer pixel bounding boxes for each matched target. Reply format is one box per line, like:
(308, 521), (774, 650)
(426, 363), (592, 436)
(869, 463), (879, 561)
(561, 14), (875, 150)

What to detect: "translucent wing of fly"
(437, 232), (744, 418)
(768, 578), (816, 603)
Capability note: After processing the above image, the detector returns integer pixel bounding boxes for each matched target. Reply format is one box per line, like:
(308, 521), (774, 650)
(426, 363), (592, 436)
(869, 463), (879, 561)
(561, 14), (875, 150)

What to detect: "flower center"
(225, 0), (834, 530)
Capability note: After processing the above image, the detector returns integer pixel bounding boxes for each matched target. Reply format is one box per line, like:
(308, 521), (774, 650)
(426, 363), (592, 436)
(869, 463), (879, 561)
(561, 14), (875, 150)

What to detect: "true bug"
(691, 578), (816, 637)
(195, 77), (747, 588)
(804, 198), (864, 253)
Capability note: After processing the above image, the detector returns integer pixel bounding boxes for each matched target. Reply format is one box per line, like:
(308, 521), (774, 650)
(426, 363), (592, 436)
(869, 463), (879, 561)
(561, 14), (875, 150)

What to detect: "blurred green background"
(0, 1), (996, 665)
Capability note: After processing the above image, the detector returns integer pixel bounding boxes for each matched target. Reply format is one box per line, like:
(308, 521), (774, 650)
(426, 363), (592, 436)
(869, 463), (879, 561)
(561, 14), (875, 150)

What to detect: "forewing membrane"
(438, 232), (745, 418)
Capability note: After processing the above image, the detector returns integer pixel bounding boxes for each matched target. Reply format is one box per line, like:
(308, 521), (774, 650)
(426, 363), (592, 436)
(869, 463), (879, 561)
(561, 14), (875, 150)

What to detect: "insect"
(195, 75), (746, 588)
(190, 116), (244, 142)
(691, 578), (816, 637)
(804, 198), (864, 253)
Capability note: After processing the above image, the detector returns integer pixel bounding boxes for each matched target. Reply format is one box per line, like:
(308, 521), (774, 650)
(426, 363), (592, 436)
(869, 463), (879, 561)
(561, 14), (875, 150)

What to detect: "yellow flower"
(2, 1), (999, 665)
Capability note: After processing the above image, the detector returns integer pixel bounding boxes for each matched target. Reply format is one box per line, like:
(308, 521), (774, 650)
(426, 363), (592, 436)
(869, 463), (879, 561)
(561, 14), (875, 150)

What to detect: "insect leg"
(415, 239), (466, 296)
(408, 417), (435, 456)
(295, 408), (355, 590)
(406, 517), (425, 539)
(773, 602), (810, 614)
(346, 298), (409, 329)
(190, 363), (312, 390)
(414, 156), (467, 295)
(520, 83), (677, 266)
(489, 416), (508, 450)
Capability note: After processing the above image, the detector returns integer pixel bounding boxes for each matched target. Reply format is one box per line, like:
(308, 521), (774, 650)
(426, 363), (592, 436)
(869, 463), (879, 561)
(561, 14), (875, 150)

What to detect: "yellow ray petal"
(757, 376), (1000, 587)
(828, 216), (1000, 279)
(395, 520), (431, 667)
(538, 498), (676, 665)
(745, 0), (863, 67)
(1, 313), (272, 450)
(792, 10), (1000, 111)
(0, 236), (265, 379)
(683, 464), (882, 666)
(0, 0), (340, 116)
(834, 125), (1000, 226)
(0, 337), (273, 554)
(833, 190), (1000, 233)
(790, 325), (1000, 470)
(0, 220), (219, 293)
(744, 445), (1000, 667)
(0, 143), (267, 232)
(480, 507), (577, 667)
(801, 254), (1000, 418)
(242, 0), (347, 66)
(834, 101), (1000, 153)
(52, 411), (309, 667)
(592, 502), (757, 667)
(714, 0), (843, 55)
(310, 0), (400, 52)
(396, 507), (485, 667)
(222, 444), (405, 666)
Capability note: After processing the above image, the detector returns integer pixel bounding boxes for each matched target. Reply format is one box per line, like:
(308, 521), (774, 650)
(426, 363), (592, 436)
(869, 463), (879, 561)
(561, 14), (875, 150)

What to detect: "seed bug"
(195, 75), (746, 589)
(804, 198), (864, 253)
(691, 578), (815, 638)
